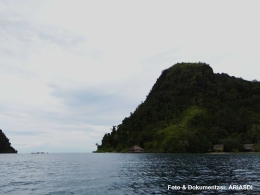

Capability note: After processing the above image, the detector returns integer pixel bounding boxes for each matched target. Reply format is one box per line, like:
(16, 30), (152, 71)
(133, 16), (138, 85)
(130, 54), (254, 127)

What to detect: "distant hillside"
(0, 129), (17, 153)
(97, 62), (260, 153)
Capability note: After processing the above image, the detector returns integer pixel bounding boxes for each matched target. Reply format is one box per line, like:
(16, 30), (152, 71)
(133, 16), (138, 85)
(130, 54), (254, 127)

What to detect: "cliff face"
(0, 129), (17, 153)
(97, 62), (260, 152)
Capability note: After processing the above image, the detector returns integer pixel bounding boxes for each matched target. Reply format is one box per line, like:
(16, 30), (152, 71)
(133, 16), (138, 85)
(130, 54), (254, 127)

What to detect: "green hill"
(0, 129), (17, 153)
(97, 62), (260, 153)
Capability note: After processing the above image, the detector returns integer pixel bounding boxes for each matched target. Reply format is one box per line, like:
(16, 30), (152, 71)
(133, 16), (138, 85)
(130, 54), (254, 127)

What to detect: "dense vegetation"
(0, 129), (17, 153)
(97, 63), (260, 153)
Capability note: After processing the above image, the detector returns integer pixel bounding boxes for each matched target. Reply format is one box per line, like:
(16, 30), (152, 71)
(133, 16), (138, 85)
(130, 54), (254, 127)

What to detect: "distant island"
(0, 129), (17, 153)
(96, 62), (260, 153)
(31, 152), (48, 154)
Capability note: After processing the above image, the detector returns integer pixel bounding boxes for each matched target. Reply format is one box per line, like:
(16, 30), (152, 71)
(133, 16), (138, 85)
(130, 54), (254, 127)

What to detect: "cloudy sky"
(1, 0), (259, 153)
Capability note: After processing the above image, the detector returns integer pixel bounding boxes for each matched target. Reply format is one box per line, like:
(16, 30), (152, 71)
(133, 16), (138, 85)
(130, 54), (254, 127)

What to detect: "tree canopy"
(0, 129), (17, 153)
(97, 62), (260, 153)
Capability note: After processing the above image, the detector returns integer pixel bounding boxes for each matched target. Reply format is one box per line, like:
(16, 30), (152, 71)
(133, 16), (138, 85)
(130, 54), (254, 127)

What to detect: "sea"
(0, 153), (259, 194)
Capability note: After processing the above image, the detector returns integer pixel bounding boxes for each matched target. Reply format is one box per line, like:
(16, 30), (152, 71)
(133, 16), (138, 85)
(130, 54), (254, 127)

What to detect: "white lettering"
(168, 185), (180, 190)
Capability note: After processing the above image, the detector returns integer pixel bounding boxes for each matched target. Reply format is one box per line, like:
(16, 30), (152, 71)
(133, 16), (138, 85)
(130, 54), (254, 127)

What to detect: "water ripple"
(0, 153), (259, 194)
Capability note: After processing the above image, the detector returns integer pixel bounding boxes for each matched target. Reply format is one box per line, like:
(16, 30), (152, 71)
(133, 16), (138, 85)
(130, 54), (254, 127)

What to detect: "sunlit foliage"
(97, 63), (260, 152)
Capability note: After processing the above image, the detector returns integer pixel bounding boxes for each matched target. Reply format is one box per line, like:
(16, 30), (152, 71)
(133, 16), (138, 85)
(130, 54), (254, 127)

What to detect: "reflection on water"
(0, 153), (259, 194)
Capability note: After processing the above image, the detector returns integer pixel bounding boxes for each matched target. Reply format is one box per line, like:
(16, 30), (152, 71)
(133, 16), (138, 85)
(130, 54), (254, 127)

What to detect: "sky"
(0, 0), (259, 153)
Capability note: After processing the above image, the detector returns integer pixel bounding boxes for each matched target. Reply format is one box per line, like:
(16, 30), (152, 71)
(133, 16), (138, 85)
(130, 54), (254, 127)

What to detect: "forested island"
(0, 129), (17, 153)
(97, 63), (260, 153)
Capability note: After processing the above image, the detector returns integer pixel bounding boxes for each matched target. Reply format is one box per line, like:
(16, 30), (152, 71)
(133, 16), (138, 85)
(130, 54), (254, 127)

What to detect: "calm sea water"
(0, 153), (259, 194)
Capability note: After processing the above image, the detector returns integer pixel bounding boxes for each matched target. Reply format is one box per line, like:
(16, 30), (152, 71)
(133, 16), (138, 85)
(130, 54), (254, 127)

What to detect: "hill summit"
(97, 62), (260, 152)
(0, 129), (17, 153)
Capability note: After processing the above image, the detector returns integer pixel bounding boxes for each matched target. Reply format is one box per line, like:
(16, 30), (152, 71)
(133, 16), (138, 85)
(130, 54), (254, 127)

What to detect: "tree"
(252, 124), (260, 145)
(95, 143), (100, 150)
(96, 63), (260, 153)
